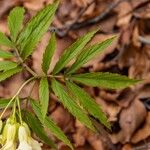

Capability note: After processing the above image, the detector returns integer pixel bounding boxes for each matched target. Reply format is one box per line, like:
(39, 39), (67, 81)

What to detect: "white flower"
(1, 121), (17, 150)
(1, 141), (16, 150)
(2, 120), (10, 144)
(17, 123), (42, 150)
(17, 141), (32, 150)
(30, 138), (42, 150)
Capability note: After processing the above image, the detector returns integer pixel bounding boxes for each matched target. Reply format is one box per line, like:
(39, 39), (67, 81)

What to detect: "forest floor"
(0, 0), (150, 150)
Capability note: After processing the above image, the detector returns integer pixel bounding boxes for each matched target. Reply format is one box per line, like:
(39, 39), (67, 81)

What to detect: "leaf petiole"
(12, 99), (17, 121)
(14, 47), (38, 77)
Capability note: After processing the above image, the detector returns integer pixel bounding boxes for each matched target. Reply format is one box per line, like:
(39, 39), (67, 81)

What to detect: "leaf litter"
(0, 0), (150, 149)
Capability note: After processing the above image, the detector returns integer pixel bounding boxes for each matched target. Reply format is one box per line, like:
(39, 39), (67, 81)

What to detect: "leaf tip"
(110, 35), (118, 41)
(53, 0), (60, 8)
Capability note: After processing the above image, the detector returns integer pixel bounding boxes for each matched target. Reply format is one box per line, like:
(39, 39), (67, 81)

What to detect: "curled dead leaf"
(116, 1), (132, 27)
(131, 112), (150, 144)
(24, 0), (44, 11)
(73, 121), (88, 147)
(122, 144), (132, 150)
(110, 99), (146, 144)
(119, 99), (146, 142)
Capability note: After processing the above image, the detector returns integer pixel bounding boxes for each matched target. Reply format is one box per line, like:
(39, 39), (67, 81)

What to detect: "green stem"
(12, 99), (17, 121)
(0, 77), (35, 119)
(16, 96), (23, 124)
(14, 47), (37, 77)
(47, 74), (65, 79)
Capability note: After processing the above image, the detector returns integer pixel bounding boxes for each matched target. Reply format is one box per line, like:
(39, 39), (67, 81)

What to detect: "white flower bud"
(2, 120), (10, 144)
(17, 122), (42, 150)
(30, 138), (42, 150)
(17, 141), (32, 150)
(6, 123), (17, 141)
(1, 140), (16, 150)
(18, 125), (29, 142)
(1, 120), (17, 150)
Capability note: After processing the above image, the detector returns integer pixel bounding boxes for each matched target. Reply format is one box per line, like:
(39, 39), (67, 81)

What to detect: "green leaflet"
(30, 99), (73, 150)
(66, 81), (110, 129)
(17, 2), (59, 60)
(71, 72), (140, 89)
(66, 36), (116, 74)
(0, 99), (12, 109)
(8, 7), (25, 42)
(0, 50), (14, 59)
(23, 110), (56, 149)
(0, 61), (18, 71)
(39, 78), (49, 120)
(0, 32), (14, 48)
(51, 79), (95, 131)
(0, 67), (22, 82)
(52, 29), (99, 75)
(42, 33), (56, 74)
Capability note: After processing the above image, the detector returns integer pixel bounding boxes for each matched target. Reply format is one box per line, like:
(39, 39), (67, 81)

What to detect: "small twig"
(49, 0), (95, 37)
(117, 0), (150, 20)
(71, 0), (127, 29)
(139, 36), (150, 45)
(50, 0), (127, 37)
(133, 143), (150, 150)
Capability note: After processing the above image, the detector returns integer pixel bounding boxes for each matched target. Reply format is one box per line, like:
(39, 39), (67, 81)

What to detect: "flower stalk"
(0, 77), (35, 120)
